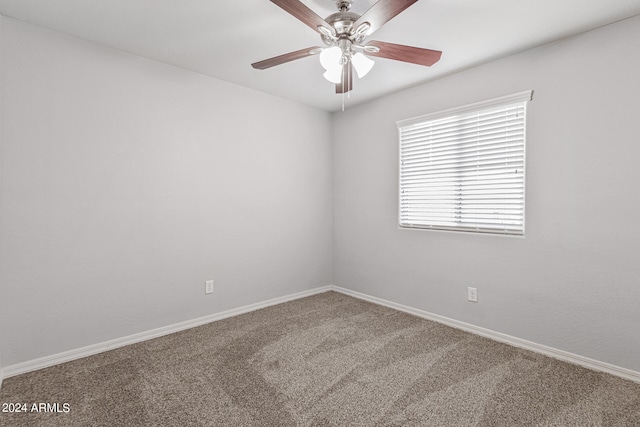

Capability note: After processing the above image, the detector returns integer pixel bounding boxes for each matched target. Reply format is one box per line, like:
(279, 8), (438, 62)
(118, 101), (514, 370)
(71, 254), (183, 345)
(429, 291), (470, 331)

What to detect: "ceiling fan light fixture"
(323, 67), (343, 84)
(320, 46), (342, 71)
(351, 52), (374, 78)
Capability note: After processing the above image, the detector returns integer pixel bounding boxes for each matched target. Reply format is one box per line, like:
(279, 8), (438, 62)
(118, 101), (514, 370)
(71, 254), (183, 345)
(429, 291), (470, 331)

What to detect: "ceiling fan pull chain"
(341, 63), (345, 111)
(348, 64), (351, 99)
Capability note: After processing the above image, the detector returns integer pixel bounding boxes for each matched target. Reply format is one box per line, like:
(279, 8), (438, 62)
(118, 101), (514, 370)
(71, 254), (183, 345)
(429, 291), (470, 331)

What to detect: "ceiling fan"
(251, 0), (442, 94)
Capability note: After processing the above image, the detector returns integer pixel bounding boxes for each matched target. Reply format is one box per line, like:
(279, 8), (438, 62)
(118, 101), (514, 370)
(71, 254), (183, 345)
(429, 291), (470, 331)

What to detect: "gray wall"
(333, 15), (640, 372)
(0, 17), (333, 367)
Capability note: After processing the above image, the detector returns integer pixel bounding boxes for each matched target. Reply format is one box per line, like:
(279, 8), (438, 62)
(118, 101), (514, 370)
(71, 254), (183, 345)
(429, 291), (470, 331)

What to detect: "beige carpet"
(1, 291), (639, 426)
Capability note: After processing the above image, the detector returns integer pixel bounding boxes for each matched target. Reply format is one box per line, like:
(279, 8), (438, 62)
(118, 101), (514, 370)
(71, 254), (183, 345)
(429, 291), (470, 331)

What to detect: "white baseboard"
(4, 284), (639, 386)
(2, 286), (332, 379)
(330, 286), (640, 384)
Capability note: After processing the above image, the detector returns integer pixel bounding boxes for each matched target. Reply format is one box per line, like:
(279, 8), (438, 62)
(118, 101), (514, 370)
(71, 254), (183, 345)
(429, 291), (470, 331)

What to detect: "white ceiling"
(1, 0), (640, 112)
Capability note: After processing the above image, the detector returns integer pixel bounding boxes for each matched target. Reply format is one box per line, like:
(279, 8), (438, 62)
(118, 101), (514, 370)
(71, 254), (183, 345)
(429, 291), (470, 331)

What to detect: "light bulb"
(323, 67), (342, 84)
(352, 52), (374, 78)
(319, 46), (342, 71)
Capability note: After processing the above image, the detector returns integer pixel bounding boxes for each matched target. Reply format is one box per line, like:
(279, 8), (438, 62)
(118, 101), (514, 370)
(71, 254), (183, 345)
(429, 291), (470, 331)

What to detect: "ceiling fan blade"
(365, 41), (442, 66)
(335, 63), (353, 94)
(353, 0), (418, 36)
(252, 46), (322, 70)
(270, 0), (333, 34)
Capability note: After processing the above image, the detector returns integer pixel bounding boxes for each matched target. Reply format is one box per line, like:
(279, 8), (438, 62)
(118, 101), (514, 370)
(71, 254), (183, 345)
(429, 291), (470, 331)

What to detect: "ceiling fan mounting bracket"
(334, 0), (352, 12)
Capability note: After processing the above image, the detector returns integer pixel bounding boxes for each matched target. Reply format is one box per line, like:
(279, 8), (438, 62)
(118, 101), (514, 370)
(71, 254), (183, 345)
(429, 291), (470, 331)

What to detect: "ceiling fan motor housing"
(326, 12), (360, 35)
(322, 11), (369, 50)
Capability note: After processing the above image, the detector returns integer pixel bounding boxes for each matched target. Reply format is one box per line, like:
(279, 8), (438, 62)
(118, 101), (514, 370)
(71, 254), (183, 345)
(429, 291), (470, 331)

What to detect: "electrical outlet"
(205, 280), (214, 294)
(467, 287), (478, 303)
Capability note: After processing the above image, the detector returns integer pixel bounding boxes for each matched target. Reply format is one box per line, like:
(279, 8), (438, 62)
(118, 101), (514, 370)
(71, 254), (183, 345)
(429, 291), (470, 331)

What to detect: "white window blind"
(397, 90), (533, 235)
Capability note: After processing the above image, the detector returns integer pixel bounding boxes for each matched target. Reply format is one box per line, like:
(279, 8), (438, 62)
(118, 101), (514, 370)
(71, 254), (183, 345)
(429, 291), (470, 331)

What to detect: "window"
(397, 90), (533, 235)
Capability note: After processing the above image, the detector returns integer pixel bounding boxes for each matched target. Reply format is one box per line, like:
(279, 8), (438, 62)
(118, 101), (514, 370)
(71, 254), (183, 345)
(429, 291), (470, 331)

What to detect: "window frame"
(397, 90), (533, 236)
